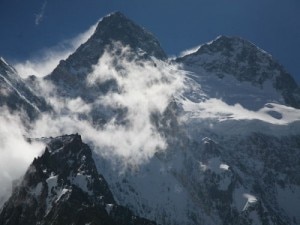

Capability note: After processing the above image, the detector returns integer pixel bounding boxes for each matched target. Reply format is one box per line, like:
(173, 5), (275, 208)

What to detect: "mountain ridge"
(0, 134), (156, 225)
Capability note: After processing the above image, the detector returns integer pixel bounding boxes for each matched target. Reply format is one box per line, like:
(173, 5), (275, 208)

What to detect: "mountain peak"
(103, 11), (126, 19)
(190, 35), (270, 58)
(215, 35), (245, 42)
(47, 12), (167, 96)
(90, 11), (166, 59)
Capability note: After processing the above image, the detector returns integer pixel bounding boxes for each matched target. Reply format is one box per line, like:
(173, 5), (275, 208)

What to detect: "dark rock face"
(177, 36), (300, 108)
(0, 58), (49, 120)
(0, 134), (156, 225)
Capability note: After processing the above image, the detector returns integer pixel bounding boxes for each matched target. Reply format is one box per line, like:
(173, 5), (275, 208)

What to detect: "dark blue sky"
(0, 0), (299, 82)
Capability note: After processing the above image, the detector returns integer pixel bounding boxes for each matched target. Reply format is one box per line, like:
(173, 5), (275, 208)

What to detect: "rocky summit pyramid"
(47, 12), (166, 97)
(0, 11), (300, 225)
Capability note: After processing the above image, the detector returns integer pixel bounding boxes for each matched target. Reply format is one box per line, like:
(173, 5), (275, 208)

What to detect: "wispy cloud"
(35, 0), (47, 26)
(15, 22), (97, 78)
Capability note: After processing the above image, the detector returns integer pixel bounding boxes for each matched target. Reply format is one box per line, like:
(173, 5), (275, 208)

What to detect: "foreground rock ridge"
(0, 134), (156, 225)
(0, 11), (300, 225)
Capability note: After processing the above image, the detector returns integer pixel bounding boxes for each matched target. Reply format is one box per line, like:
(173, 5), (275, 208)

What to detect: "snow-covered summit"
(176, 35), (290, 86)
(179, 35), (270, 59)
(177, 35), (300, 109)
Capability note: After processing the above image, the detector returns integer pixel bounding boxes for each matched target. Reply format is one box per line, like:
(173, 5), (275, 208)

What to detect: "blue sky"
(0, 0), (299, 82)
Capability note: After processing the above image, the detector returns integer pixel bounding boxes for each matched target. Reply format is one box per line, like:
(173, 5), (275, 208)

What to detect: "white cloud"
(15, 22), (97, 78)
(85, 45), (185, 162)
(28, 44), (185, 165)
(0, 108), (44, 206)
(35, 1), (47, 26)
(67, 97), (92, 114)
(181, 98), (300, 125)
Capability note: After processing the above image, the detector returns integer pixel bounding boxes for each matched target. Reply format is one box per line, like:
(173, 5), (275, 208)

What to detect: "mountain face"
(0, 57), (48, 120)
(0, 134), (156, 225)
(1, 12), (300, 225)
(93, 102), (300, 225)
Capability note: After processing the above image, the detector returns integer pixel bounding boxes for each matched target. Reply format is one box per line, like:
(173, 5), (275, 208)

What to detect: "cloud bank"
(85, 45), (184, 162)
